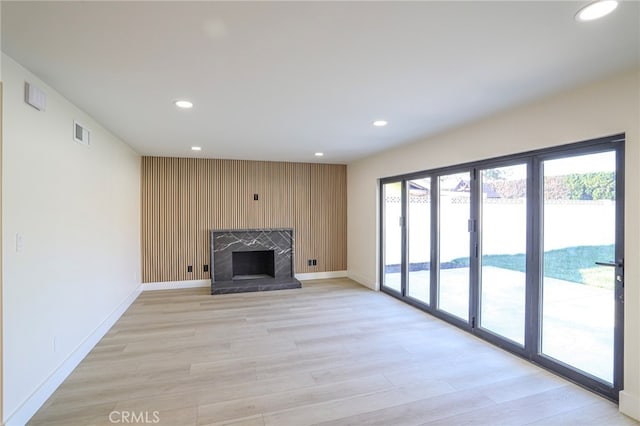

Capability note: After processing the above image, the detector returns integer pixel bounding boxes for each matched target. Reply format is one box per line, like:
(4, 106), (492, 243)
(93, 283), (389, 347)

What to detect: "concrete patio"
(383, 266), (614, 383)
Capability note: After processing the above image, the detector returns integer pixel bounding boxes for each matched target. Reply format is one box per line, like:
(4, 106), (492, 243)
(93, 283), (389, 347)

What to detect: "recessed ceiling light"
(191, 146), (202, 151)
(575, 0), (618, 22)
(373, 120), (388, 127)
(314, 152), (324, 157)
(175, 100), (193, 109)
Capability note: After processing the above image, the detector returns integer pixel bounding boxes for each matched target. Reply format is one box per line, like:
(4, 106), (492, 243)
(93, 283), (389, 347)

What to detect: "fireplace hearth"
(210, 228), (302, 294)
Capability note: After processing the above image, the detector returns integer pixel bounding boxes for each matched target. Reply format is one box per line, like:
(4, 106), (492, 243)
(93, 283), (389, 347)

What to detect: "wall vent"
(24, 82), (46, 111)
(73, 121), (90, 146)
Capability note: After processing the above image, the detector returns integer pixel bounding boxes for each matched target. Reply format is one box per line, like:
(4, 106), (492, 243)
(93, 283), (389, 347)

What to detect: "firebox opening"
(232, 250), (275, 280)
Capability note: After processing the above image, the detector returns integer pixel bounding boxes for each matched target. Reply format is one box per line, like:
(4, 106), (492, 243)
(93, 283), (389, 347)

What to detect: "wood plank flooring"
(29, 278), (638, 426)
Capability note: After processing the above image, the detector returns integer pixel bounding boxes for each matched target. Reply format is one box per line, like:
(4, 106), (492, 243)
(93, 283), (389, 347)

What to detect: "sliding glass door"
(437, 172), (471, 321)
(539, 150), (622, 387)
(379, 135), (624, 401)
(407, 178), (431, 304)
(478, 163), (527, 346)
(381, 181), (403, 293)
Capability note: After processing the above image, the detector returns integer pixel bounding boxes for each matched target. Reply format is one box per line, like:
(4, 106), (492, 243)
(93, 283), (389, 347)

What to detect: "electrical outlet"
(187, 265), (193, 273)
(204, 265), (209, 272)
(313, 259), (317, 266)
(307, 259), (312, 266)
(254, 193), (259, 200)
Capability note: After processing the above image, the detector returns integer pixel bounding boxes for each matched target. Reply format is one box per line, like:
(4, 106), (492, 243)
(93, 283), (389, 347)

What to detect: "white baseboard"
(143, 274), (353, 290)
(5, 285), (143, 426)
(143, 279), (210, 291)
(347, 271), (377, 290)
(144, 274), (352, 289)
(295, 270), (348, 281)
(620, 390), (640, 421)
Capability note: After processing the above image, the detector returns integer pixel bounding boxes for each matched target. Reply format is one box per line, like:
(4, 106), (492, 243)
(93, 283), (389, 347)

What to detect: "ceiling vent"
(24, 82), (46, 111)
(73, 121), (90, 146)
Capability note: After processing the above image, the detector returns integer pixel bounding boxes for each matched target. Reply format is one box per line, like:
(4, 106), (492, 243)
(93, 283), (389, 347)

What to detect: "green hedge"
(565, 172), (615, 200)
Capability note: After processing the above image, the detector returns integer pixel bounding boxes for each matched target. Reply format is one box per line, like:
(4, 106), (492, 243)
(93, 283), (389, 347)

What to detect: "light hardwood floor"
(29, 278), (638, 426)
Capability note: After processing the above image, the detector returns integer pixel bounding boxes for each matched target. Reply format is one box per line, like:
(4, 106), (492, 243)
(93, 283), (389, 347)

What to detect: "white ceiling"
(2, 1), (638, 164)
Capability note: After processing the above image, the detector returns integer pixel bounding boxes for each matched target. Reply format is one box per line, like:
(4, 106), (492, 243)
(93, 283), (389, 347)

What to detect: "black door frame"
(472, 157), (532, 359)
(529, 140), (625, 400)
(379, 133), (625, 401)
(379, 180), (405, 297)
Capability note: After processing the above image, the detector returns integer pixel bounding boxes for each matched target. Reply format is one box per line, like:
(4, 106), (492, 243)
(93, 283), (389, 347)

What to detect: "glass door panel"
(407, 178), (431, 304)
(438, 172), (470, 321)
(541, 151), (617, 383)
(382, 182), (402, 293)
(479, 164), (527, 345)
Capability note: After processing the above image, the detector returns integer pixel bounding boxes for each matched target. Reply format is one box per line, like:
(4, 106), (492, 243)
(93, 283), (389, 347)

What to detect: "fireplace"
(232, 250), (275, 280)
(210, 228), (302, 294)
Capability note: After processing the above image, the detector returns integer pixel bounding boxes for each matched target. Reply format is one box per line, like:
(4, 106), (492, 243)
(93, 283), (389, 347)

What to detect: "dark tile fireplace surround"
(210, 228), (302, 294)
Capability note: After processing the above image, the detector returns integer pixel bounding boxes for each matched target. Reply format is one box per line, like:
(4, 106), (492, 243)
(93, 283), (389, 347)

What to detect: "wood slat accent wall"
(141, 157), (347, 283)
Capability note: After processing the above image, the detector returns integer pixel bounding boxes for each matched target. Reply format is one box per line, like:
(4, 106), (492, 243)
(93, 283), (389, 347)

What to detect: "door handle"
(595, 260), (623, 268)
(595, 260), (625, 302)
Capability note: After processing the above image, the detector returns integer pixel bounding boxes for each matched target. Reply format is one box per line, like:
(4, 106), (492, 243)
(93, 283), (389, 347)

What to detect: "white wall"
(2, 54), (141, 424)
(347, 68), (640, 420)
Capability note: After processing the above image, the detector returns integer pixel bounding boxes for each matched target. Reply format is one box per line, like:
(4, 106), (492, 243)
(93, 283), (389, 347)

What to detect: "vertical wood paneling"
(331, 164), (348, 270)
(141, 157), (346, 283)
(194, 158), (213, 280)
(294, 162), (311, 273)
(309, 164), (323, 272)
(140, 158), (150, 280)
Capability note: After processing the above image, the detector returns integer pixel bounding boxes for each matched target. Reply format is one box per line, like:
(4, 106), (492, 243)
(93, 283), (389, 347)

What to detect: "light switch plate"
(16, 233), (24, 253)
